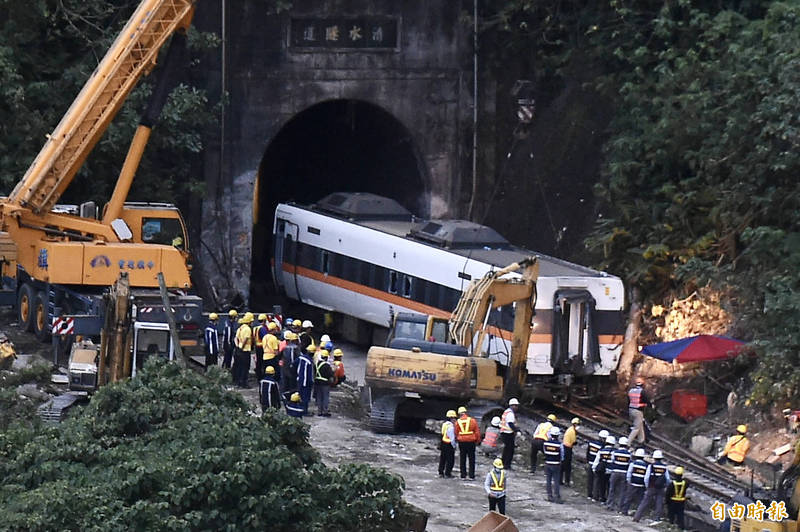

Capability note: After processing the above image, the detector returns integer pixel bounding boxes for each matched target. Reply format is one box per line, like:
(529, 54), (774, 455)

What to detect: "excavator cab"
(387, 312), (450, 344)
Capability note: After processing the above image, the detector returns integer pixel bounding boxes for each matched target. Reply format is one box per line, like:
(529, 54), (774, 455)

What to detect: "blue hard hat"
(325, 341), (333, 350)
(284, 318), (293, 326)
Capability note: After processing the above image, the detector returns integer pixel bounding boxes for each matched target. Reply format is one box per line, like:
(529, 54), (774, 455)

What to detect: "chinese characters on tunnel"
(290, 18), (399, 50)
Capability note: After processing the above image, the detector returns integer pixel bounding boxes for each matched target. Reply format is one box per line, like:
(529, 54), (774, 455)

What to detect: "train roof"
(290, 193), (617, 279)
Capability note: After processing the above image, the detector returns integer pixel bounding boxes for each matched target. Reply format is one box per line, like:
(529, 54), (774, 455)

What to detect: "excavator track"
(369, 394), (406, 434)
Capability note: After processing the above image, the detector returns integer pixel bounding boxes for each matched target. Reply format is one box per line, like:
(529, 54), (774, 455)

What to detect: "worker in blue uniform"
(295, 344), (316, 415)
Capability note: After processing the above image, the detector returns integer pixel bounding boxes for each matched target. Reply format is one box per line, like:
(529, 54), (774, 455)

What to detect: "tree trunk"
(616, 286), (642, 390)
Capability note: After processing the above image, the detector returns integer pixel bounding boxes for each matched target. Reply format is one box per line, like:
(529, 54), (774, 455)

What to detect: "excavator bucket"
(468, 511), (518, 532)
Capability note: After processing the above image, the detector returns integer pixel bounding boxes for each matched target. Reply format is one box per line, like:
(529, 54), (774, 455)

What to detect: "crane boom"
(7, 0), (195, 215)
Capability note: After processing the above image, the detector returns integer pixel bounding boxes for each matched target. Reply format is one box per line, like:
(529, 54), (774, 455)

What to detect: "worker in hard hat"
(484, 458), (508, 515)
(296, 345), (316, 414)
(330, 348), (346, 387)
(438, 410), (458, 478)
(592, 434), (616, 502)
(281, 332), (300, 391)
(633, 449), (671, 524)
(607, 436), (632, 511)
(259, 366), (282, 413)
(455, 406), (481, 480)
(622, 448), (648, 516)
(204, 312), (220, 370)
(232, 312), (254, 387)
(628, 377), (652, 444)
(587, 429), (608, 500)
(531, 414), (556, 474)
(719, 425), (750, 466)
(500, 398), (520, 469)
(666, 466), (688, 530)
(262, 321), (281, 383)
(252, 314), (269, 380)
(480, 416), (502, 457)
(298, 319), (316, 353)
(543, 426), (564, 503)
(285, 391), (304, 418)
(221, 309), (238, 369)
(561, 417), (579, 485)
(314, 350), (334, 416)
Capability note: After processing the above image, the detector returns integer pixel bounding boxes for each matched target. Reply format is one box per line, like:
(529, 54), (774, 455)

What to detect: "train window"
(321, 251), (330, 275)
(388, 271), (398, 294)
(403, 276), (412, 298)
(307, 226), (320, 235)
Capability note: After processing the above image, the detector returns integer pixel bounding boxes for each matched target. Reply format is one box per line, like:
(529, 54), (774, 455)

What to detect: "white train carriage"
(272, 192), (625, 386)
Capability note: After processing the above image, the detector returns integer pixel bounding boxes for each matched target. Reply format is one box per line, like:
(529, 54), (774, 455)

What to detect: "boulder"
(690, 434), (714, 456)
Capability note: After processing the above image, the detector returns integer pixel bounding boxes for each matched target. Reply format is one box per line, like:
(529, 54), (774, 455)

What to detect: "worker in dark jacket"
(543, 427), (564, 503)
(586, 429), (608, 499)
(295, 345), (315, 414)
(259, 366), (282, 413)
(633, 449), (671, 523)
(203, 313), (220, 370)
(591, 434), (616, 502)
(622, 448), (648, 516)
(285, 392), (304, 418)
(607, 436), (632, 511)
(221, 309), (237, 369)
(281, 332), (300, 391)
(666, 466), (688, 530)
(438, 410), (457, 478)
(314, 350), (334, 416)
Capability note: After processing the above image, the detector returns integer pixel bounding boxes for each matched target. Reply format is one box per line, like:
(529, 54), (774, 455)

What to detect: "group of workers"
(203, 310), (346, 417)
(439, 397), (691, 529)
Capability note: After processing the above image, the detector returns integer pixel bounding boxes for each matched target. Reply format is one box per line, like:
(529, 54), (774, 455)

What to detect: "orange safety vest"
(724, 435), (750, 463)
(490, 470), (506, 492)
(441, 421), (453, 443)
(456, 415), (479, 442)
(628, 386), (644, 409)
(500, 408), (515, 434)
(534, 421), (552, 440)
(670, 480), (687, 502)
(482, 428), (499, 448)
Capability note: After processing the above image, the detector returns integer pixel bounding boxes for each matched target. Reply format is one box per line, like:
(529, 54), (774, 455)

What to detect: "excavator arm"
(6, 0), (195, 216)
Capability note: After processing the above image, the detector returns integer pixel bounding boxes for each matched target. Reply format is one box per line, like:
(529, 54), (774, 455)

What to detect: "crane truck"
(0, 0), (203, 380)
(366, 257), (538, 433)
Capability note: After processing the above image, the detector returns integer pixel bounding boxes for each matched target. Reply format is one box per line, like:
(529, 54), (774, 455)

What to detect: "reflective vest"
(628, 386), (644, 409)
(235, 324), (253, 351)
(670, 480), (687, 502)
(534, 421), (552, 440)
(490, 470), (506, 492)
(543, 440), (562, 465)
(441, 421), (454, 443)
(724, 435), (750, 463)
(610, 449), (631, 473)
(315, 361), (330, 382)
(253, 324), (267, 346)
(597, 447), (613, 469)
(649, 463), (667, 487)
(629, 460), (647, 487)
(456, 416), (478, 442)
(500, 408), (515, 434)
(482, 428), (499, 449)
(587, 440), (602, 462)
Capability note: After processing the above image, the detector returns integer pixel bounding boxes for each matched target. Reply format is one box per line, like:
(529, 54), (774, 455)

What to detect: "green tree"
(0, 360), (409, 531)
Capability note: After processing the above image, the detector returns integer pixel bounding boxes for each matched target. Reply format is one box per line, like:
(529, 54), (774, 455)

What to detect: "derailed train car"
(272, 192), (625, 396)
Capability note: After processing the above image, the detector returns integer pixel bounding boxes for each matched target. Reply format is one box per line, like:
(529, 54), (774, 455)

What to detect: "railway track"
(520, 399), (755, 502)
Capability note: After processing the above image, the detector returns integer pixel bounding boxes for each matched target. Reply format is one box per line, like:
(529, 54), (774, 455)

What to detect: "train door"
(551, 289), (600, 375)
(272, 218), (301, 299)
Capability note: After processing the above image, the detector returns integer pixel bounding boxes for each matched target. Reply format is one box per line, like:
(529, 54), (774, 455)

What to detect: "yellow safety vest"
(441, 421), (453, 443)
(262, 333), (279, 360)
(724, 435), (750, 463)
(534, 421), (552, 440)
(490, 470), (506, 491)
(563, 425), (577, 448)
(670, 480), (687, 502)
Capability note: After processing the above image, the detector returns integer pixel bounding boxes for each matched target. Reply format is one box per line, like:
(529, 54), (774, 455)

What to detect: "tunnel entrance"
(251, 99), (427, 301)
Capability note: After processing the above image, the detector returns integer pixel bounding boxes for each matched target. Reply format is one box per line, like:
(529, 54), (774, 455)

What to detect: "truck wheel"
(17, 283), (35, 332)
(33, 291), (50, 342)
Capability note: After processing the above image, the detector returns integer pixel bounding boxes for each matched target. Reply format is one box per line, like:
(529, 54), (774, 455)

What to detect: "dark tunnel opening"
(251, 99), (427, 302)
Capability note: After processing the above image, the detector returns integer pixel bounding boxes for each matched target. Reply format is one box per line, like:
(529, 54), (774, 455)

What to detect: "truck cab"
(118, 202), (188, 250)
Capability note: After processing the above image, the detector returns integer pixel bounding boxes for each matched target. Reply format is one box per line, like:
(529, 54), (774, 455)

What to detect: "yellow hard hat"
(737, 424), (747, 434)
(571, 417), (580, 424)
(258, 313), (268, 321)
(265, 366), (275, 375)
(209, 312), (218, 321)
(674, 466), (685, 475)
(333, 348), (343, 357)
(493, 458), (504, 469)
(457, 406), (467, 414)
(290, 392), (301, 402)
(285, 331), (296, 341)
(306, 345), (317, 353)
(228, 309), (238, 317)
(547, 414), (556, 422)
(446, 410), (457, 418)
(172, 236), (183, 247)
(319, 350), (329, 359)
(267, 322), (278, 331)
(293, 319), (302, 327)
(239, 312), (254, 324)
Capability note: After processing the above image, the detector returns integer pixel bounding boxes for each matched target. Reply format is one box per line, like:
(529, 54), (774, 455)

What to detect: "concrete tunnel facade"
(195, 0), (490, 306)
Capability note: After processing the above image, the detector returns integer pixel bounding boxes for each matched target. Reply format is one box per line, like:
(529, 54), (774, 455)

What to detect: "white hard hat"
(653, 450), (663, 459)
(619, 437), (629, 446)
(606, 435), (617, 445)
(320, 334), (331, 343)
(491, 416), (501, 427)
(302, 320), (313, 328)
(549, 427), (561, 437)
(598, 430), (609, 439)
(508, 398), (520, 406)
(634, 448), (646, 458)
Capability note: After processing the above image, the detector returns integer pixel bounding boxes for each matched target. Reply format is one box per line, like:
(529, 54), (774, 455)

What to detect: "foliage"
(0, 0), (218, 212)
(0, 360), (406, 531)
(0, 362), (52, 430)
